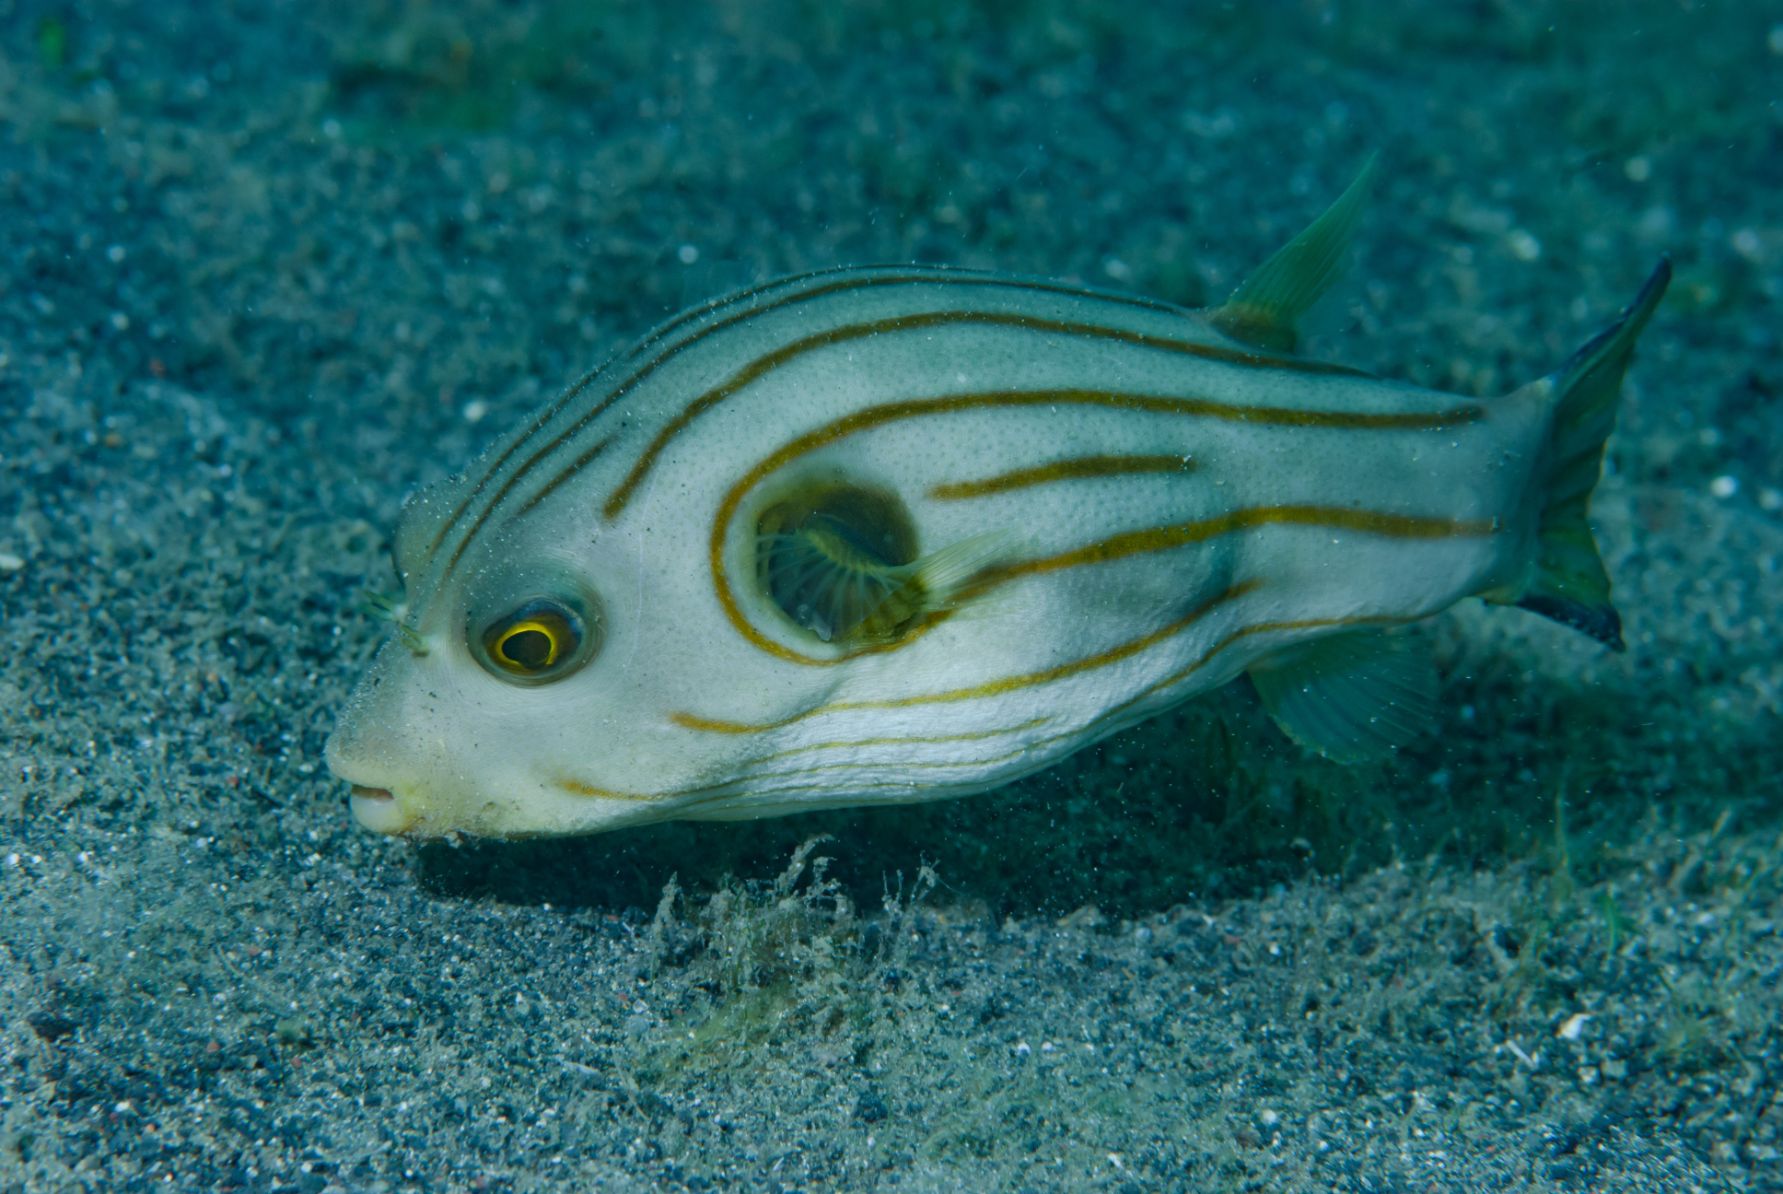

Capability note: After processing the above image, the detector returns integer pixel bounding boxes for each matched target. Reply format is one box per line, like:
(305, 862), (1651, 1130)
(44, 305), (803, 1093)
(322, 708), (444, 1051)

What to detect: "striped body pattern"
(328, 182), (1666, 839)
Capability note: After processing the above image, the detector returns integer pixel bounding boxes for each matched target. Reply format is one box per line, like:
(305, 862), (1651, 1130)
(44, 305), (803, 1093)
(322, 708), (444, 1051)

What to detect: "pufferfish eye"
(472, 596), (600, 685)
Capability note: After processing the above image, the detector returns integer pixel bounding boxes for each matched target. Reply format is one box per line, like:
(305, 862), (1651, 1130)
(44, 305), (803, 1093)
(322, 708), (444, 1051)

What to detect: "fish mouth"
(349, 784), (418, 835)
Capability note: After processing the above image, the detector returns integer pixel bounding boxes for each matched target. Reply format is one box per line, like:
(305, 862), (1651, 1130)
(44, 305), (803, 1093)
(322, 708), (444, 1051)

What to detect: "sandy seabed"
(2, 2), (1780, 1190)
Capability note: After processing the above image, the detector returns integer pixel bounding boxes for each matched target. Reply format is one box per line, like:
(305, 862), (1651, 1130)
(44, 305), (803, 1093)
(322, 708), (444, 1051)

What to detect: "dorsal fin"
(1209, 155), (1378, 354)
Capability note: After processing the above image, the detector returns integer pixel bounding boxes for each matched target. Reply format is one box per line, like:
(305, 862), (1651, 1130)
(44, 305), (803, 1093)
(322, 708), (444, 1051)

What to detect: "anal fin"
(1247, 629), (1437, 763)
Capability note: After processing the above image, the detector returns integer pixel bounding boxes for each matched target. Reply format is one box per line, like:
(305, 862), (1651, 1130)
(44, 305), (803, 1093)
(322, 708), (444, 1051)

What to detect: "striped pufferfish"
(326, 165), (1669, 839)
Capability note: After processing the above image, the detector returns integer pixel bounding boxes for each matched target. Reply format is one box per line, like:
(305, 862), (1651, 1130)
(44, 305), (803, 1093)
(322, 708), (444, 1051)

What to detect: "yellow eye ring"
(474, 597), (599, 685)
(494, 617), (563, 671)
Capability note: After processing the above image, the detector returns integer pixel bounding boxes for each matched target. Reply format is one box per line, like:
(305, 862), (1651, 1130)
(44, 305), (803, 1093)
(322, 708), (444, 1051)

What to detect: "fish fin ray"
(1208, 154), (1378, 354)
(759, 516), (1007, 646)
(1493, 258), (1670, 652)
(912, 532), (1010, 608)
(1248, 629), (1437, 763)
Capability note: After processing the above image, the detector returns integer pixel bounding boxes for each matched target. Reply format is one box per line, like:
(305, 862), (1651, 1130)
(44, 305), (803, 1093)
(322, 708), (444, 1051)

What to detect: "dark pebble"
(25, 1011), (76, 1042)
(855, 1088), (889, 1123)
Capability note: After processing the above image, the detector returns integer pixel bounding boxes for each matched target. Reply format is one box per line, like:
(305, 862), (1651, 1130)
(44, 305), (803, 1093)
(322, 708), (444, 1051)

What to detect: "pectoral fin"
(1209, 155), (1378, 354)
(756, 480), (1006, 647)
(1248, 629), (1436, 762)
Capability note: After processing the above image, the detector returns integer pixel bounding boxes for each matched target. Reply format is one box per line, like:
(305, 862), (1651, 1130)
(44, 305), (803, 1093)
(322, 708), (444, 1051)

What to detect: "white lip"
(349, 785), (417, 835)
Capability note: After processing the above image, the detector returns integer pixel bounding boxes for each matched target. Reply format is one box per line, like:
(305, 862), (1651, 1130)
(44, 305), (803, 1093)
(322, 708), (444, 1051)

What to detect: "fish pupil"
(501, 627), (555, 670)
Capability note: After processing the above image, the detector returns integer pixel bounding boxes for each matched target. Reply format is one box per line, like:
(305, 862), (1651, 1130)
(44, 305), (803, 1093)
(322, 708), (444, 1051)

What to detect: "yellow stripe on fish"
(929, 454), (1198, 500)
(329, 162), (1670, 839)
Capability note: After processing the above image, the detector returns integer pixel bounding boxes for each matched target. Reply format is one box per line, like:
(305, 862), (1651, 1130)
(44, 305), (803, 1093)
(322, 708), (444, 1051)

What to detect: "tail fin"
(1507, 259), (1670, 651)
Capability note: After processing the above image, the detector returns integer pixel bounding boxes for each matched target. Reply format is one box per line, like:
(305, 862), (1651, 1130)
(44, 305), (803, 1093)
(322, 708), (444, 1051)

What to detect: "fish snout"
(347, 783), (419, 835)
(325, 729), (423, 836)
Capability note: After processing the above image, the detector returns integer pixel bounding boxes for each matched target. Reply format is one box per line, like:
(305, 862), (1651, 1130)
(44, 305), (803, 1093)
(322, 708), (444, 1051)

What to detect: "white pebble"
(1709, 475), (1739, 499)
(462, 399), (489, 424)
(1557, 1012), (1592, 1041)
(0, 552), (22, 572)
(1507, 229), (1542, 262)
(677, 243), (700, 265)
